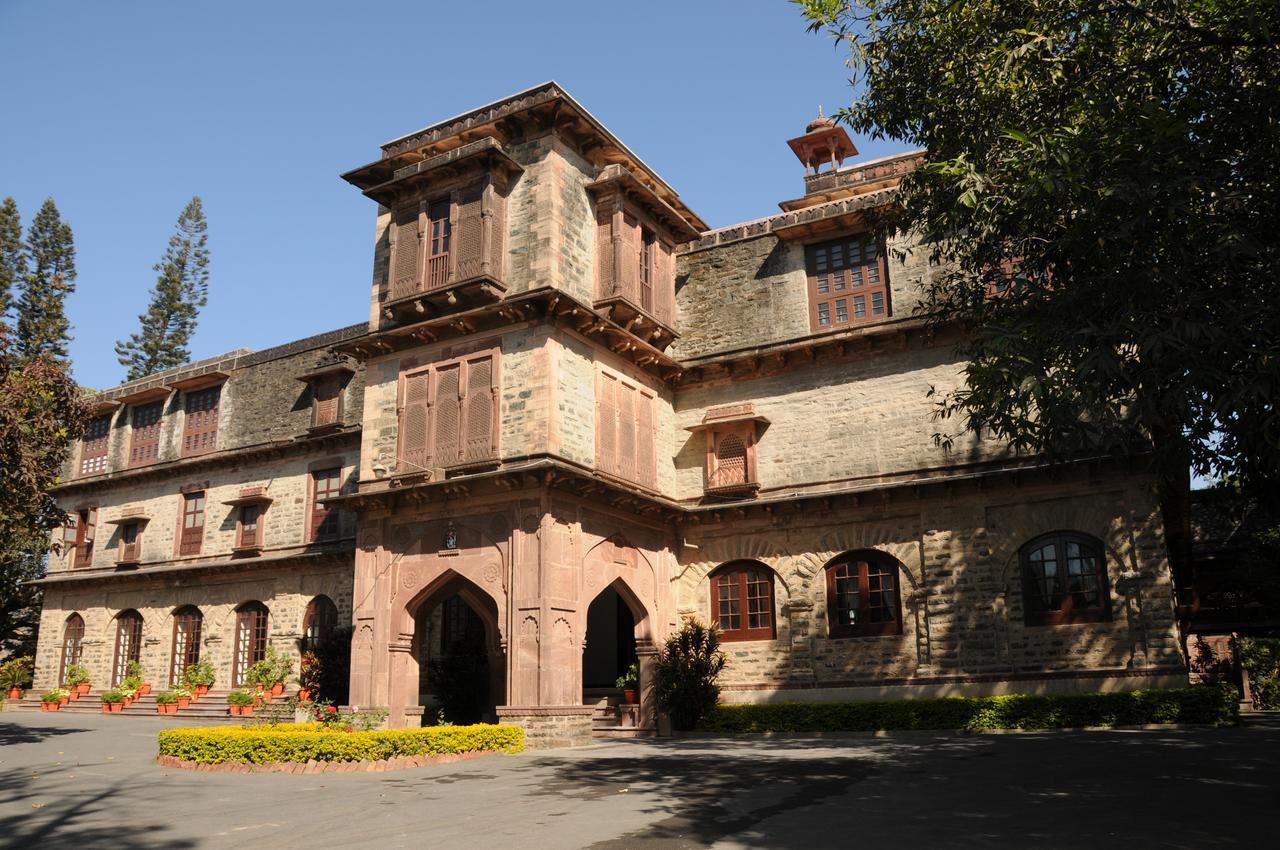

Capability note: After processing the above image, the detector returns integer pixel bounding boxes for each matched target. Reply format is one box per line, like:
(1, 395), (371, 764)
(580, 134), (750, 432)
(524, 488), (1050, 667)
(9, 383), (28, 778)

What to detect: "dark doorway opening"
(419, 594), (491, 724)
(582, 585), (637, 689)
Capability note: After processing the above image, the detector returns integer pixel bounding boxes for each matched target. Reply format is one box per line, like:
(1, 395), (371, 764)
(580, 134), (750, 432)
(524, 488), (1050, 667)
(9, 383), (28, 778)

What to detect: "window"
(310, 374), (344, 429)
(805, 236), (890, 331)
(69, 508), (96, 568)
(639, 228), (656, 312)
(170, 606), (202, 685)
(825, 552), (902, 637)
(1020, 531), (1111, 625)
(182, 386), (220, 456)
(179, 491), (205, 556)
(301, 595), (339, 654)
(80, 413), (111, 476)
(60, 613), (85, 685)
(118, 521), (141, 564)
(112, 610), (143, 686)
(236, 503), (263, 550)
(233, 601), (269, 687)
(399, 350), (499, 472)
(595, 370), (657, 488)
(310, 467), (342, 542)
(128, 401), (163, 467)
(594, 199), (676, 327)
(426, 199), (451, 290)
(710, 562), (775, 641)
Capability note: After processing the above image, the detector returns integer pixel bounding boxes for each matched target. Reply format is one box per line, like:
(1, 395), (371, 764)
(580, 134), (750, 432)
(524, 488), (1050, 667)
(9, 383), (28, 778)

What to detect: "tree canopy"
(15, 198), (76, 362)
(115, 196), (210, 380)
(796, 0), (1280, 505)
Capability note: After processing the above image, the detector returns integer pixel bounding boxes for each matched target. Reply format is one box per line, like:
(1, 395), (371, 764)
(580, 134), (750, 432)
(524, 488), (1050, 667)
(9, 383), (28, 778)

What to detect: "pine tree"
(15, 198), (76, 361)
(0, 197), (26, 321)
(115, 197), (210, 380)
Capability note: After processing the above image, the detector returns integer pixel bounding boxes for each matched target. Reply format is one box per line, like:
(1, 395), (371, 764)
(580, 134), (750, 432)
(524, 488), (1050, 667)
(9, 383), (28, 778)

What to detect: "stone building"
(32, 82), (1186, 746)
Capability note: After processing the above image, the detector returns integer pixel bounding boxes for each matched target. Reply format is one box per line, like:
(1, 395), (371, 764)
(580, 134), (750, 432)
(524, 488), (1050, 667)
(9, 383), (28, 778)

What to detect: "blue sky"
(0, 0), (908, 391)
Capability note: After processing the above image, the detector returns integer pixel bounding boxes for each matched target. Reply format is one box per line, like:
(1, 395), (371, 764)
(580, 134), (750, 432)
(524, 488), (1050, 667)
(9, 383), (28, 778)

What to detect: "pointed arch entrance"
(406, 572), (505, 725)
(581, 578), (653, 731)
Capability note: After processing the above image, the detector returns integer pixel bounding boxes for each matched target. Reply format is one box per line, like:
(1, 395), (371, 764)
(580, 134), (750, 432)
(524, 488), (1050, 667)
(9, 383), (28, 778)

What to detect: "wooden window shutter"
(312, 375), (341, 427)
(462, 355), (496, 464)
(637, 391), (656, 488)
(182, 386), (220, 457)
(129, 401), (163, 467)
(74, 508), (96, 568)
(80, 414), (111, 476)
(180, 492), (204, 556)
(656, 239), (675, 327)
(486, 185), (506, 282)
(391, 205), (421, 300)
(453, 184), (485, 282)
(596, 372), (617, 474)
(399, 370), (432, 471)
(616, 381), (636, 482)
(433, 363), (462, 466)
(619, 214), (640, 303)
(712, 433), (748, 488)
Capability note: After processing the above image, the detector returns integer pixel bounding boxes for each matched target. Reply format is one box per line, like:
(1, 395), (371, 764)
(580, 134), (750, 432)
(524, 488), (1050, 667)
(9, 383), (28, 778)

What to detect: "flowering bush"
(304, 700), (388, 731)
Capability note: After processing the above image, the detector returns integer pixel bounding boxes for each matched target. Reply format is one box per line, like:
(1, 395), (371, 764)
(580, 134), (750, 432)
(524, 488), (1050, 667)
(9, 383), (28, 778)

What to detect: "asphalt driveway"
(1, 710), (1275, 849)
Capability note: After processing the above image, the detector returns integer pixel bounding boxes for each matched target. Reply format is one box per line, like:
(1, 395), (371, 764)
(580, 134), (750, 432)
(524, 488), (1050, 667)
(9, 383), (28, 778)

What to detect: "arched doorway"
(170, 606), (203, 685)
(408, 576), (504, 725)
(112, 610), (143, 686)
(232, 601), (269, 687)
(60, 613), (85, 685)
(582, 584), (641, 708)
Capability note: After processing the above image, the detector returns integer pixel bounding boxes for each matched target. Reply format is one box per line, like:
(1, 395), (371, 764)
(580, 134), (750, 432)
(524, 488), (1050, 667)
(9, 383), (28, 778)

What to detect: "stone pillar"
(637, 639), (658, 732)
(347, 528), (382, 708)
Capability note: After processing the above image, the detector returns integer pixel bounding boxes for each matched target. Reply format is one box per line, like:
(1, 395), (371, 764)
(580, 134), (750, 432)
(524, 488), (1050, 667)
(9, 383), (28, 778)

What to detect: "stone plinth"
(497, 705), (593, 749)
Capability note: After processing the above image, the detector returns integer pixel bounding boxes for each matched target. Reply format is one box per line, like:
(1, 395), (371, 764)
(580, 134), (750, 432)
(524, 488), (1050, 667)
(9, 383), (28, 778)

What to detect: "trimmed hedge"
(704, 686), (1239, 733)
(157, 722), (523, 765)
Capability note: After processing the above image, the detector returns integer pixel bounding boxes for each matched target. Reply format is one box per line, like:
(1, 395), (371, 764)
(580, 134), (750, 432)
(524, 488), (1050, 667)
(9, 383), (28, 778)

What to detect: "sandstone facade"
(33, 83), (1186, 745)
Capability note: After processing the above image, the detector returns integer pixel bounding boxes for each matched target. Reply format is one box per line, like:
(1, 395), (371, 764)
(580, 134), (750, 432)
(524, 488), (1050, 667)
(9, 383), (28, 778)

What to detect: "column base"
(496, 705), (594, 749)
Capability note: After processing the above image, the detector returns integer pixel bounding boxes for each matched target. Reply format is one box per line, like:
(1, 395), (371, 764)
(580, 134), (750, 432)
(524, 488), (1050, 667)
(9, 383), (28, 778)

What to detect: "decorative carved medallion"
(443, 522), (458, 551)
(482, 562), (500, 584)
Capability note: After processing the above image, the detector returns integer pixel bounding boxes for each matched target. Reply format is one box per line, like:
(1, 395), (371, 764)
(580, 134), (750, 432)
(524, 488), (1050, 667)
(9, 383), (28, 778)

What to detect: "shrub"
(119, 675), (143, 697)
(181, 659), (216, 688)
(226, 689), (256, 707)
(156, 722), (524, 764)
(155, 691), (179, 705)
(703, 686), (1240, 733)
(615, 663), (639, 691)
(0, 656), (34, 690)
(654, 618), (726, 731)
(126, 659), (146, 680)
(1238, 637), (1280, 710)
(41, 687), (69, 703)
(63, 662), (90, 686)
(100, 689), (127, 704)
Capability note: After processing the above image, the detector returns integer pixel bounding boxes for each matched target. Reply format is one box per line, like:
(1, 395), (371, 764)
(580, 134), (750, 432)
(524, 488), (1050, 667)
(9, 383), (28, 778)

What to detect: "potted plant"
(100, 688), (126, 713)
(125, 660), (152, 696)
(181, 659), (215, 697)
(245, 658), (273, 700)
(0, 656), (33, 701)
(154, 691), (179, 714)
(172, 686), (192, 709)
(296, 651), (320, 703)
(40, 687), (69, 711)
(64, 662), (91, 696)
(616, 663), (640, 705)
(119, 675), (142, 706)
(270, 647), (294, 696)
(227, 688), (255, 716)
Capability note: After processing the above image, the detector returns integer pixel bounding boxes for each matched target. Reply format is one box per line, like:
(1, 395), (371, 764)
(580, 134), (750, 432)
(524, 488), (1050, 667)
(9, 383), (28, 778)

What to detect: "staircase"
(585, 688), (653, 739)
(10, 686), (302, 724)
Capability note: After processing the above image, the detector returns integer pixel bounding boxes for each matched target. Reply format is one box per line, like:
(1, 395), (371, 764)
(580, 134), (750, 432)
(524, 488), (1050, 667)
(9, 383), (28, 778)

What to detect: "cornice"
(35, 544), (355, 588)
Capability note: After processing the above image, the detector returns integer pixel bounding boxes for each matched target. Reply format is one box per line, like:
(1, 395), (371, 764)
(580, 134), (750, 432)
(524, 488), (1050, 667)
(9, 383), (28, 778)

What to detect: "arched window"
(233, 601), (269, 686)
(170, 606), (203, 685)
(112, 610), (143, 686)
(60, 613), (85, 685)
(1020, 532), (1111, 625)
(709, 561), (775, 641)
(825, 552), (902, 637)
(300, 595), (338, 653)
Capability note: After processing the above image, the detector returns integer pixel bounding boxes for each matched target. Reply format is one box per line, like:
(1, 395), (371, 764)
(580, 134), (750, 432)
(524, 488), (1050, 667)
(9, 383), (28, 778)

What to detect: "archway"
(582, 585), (638, 692)
(408, 574), (504, 725)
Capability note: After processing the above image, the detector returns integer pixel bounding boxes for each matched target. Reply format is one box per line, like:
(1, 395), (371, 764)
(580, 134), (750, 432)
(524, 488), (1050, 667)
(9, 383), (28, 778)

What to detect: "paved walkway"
(1, 710), (1276, 849)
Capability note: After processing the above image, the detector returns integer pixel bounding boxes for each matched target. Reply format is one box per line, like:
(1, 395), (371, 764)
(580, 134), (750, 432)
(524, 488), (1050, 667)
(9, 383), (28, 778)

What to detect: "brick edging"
(155, 749), (503, 774)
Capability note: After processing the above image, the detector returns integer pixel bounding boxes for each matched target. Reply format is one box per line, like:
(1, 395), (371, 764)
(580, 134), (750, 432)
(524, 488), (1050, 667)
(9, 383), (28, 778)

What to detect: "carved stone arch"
(602, 576), (655, 644)
(678, 535), (798, 602)
(399, 568), (505, 650)
(811, 527), (923, 592)
(685, 554), (796, 605)
(583, 533), (662, 614)
(991, 505), (1130, 595)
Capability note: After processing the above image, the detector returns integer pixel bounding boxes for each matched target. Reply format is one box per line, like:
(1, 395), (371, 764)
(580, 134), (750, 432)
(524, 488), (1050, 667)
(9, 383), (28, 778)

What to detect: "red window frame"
(236, 503), (264, 550)
(309, 467), (342, 542)
(181, 386), (220, 456)
(179, 492), (205, 556)
(112, 610), (143, 687)
(301, 595), (339, 653)
(310, 374), (344, 429)
(710, 562), (776, 641)
(71, 508), (97, 569)
(825, 552), (903, 638)
(170, 606), (203, 686)
(232, 602), (269, 687)
(117, 521), (141, 564)
(128, 401), (164, 467)
(426, 199), (451, 290)
(398, 348), (499, 473)
(60, 613), (85, 685)
(805, 236), (890, 331)
(80, 413), (111, 476)
(1020, 531), (1112, 626)
(595, 370), (658, 489)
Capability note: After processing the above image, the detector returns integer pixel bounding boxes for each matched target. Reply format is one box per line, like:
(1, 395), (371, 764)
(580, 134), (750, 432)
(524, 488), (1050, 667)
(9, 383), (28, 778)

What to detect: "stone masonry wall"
(33, 562), (353, 691)
(676, 472), (1185, 701)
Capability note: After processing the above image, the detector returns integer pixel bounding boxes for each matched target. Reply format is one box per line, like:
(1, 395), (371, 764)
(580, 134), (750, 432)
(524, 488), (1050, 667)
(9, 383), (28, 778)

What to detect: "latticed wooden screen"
(80, 413), (111, 476)
(454, 185), (485, 281)
(710, 434), (748, 489)
(128, 401), (163, 467)
(391, 205), (421, 300)
(233, 603), (268, 686)
(60, 614), (84, 685)
(398, 351), (498, 471)
(595, 371), (657, 489)
(112, 610), (143, 686)
(179, 492), (204, 556)
(805, 236), (890, 331)
(311, 375), (342, 428)
(170, 607), (202, 685)
(182, 386), (220, 456)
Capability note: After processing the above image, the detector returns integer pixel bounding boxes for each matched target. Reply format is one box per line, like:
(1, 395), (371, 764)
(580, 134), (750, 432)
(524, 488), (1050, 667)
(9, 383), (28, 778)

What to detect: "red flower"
(345, 725), (353, 733)
(326, 705), (337, 714)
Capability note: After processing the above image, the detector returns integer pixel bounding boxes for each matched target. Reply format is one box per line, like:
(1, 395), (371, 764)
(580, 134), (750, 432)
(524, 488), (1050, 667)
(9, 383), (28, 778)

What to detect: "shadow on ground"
(0, 719), (90, 746)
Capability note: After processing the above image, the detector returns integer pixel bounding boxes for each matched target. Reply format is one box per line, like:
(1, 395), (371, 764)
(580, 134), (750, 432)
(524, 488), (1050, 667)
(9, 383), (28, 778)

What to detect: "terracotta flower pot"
(228, 704), (242, 716)
(100, 703), (110, 713)
(68, 689), (80, 701)
(6, 687), (21, 700)
(138, 683), (152, 696)
(623, 689), (638, 704)
(271, 682), (284, 696)
(297, 688), (311, 702)
(109, 702), (124, 713)
(176, 696), (191, 709)
(76, 683), (91, 695)
(42, 702), (55, 711)
(194, 684), (210, 697)
(59, 696), (70, 706)
(241, 704), (255, 717)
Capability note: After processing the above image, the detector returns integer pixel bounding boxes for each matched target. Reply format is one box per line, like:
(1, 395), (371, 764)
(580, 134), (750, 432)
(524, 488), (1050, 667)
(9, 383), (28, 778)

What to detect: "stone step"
(591, 727), (655, 739)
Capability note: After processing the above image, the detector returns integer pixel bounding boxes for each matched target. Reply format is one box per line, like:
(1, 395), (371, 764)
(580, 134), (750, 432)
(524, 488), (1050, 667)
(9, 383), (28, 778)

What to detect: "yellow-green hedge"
(157, 722), (524, 764)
